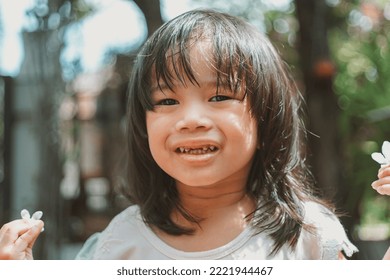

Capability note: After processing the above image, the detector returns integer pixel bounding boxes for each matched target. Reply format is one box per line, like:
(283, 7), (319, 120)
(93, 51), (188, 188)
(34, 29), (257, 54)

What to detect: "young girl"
(0, 9), (388, 260)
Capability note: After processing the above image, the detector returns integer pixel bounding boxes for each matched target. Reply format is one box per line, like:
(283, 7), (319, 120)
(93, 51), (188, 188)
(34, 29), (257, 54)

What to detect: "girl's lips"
(175, 145), (218, 154)
(175, 149), (219, 164)
(172, 138), (221, 151)
(173, 142), (221, 164)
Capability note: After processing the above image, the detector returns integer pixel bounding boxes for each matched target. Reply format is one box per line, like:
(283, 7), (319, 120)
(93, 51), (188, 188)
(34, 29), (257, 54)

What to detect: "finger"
(28, 221), (44, 248)
(378, 165), (390, 178)
(374, 184), (390, 196)
(0, 219), (33, 246)
(384, 247), (390, 260)
(371, 177), (390, 189)
(14, 221), (44, 253)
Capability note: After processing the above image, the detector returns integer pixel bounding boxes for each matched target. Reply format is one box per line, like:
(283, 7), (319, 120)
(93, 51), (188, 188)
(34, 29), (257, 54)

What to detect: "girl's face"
(146, 43), (258, 189)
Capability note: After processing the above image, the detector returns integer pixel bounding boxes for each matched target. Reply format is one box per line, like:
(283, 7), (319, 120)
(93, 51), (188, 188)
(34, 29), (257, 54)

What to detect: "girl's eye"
(155, 98), (178, 106)
(209, 95), (232, 102)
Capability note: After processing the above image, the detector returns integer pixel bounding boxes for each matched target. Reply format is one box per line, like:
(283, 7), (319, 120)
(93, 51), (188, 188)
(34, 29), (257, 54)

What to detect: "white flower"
(371, 141), (390, 166)
(21, 209), (44, 232)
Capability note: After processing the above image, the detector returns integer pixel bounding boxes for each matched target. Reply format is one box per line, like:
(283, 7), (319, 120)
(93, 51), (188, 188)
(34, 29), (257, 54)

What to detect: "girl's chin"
(174, 177), (222, 189)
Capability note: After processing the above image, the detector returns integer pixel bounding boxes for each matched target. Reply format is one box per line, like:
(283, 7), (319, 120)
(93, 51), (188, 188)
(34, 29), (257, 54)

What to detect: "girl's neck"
(173, 179), (256, 229)
(154, 182), (256, 252)
(178, 189), (251, 219)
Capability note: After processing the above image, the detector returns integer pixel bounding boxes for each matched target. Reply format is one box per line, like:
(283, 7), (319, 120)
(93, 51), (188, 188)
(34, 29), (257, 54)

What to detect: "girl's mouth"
(175, 145), (218, 155)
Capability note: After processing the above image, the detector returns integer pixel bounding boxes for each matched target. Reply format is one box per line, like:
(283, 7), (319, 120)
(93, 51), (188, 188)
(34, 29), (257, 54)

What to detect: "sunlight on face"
(146, 42), (258, 191)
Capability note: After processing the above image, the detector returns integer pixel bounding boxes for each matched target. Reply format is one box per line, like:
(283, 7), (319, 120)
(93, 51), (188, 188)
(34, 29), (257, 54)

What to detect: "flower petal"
(382, 141), (390, 161)
(371, 152), (386, 164)
(20, 209), (30, 219)
(31, 211), (43, 220)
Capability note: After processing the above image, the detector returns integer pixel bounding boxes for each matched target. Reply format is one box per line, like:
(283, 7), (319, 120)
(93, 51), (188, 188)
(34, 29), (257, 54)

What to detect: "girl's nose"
(175, 103), (213, 133)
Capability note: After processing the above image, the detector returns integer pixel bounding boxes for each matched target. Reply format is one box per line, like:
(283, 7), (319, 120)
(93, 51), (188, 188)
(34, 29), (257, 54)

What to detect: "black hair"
(124, 9), (331, 255)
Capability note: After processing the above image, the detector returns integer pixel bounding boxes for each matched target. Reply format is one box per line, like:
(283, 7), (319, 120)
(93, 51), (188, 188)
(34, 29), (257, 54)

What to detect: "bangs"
(156, 39), (249, 94)
(139, 12), (259, 109)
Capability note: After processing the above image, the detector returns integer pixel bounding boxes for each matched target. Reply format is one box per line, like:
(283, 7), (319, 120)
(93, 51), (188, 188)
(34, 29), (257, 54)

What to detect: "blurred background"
(0, 0), (389, 259)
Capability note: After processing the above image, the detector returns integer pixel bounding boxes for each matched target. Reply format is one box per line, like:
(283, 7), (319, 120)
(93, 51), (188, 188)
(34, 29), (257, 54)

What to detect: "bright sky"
(0, 0), (291, 77)
(61, 0), (147, 78)
(0, 0), (203, 76)
(0, 0), (31, 76)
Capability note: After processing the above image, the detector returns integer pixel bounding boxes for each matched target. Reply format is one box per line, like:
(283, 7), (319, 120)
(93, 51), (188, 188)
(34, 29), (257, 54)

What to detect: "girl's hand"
(371, 165), (390, 195)
(384, 247), (390, 260)
(0, 219), (44, 260)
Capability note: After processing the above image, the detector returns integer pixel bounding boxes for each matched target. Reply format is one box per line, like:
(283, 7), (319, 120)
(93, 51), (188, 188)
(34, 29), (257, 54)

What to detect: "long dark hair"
(124, 9), (330, 254)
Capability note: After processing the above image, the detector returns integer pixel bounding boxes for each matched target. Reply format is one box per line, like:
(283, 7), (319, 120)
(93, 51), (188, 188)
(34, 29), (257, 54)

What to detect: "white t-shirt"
(76, 202), (358, 260)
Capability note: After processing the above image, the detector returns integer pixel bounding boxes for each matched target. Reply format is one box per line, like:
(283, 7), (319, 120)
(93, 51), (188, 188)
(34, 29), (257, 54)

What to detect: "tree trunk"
(133, 0), (164, 36)
(11, 30), (64, 259)
(294, 0), (347, 207)
(0, 77), (13, 225)
(10, 0), (67, 258)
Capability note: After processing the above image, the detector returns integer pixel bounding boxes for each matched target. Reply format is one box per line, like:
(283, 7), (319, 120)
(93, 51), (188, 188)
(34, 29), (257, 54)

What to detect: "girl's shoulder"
(298, 201), (358, 259)
(75, 205), (142, 259)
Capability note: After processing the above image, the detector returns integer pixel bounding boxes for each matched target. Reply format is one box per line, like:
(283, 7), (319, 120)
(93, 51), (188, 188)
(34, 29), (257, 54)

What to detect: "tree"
(294, 0), (348, 207)
(9, 0), (73, 259)
(133, 0), (164, 36)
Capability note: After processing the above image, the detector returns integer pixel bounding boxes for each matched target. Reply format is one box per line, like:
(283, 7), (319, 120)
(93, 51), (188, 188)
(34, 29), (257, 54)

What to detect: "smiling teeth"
(178, 146), (217, 154)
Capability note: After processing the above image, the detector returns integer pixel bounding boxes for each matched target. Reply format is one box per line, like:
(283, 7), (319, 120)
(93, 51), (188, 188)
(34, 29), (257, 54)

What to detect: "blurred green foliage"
(330, 1), (390, 227)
